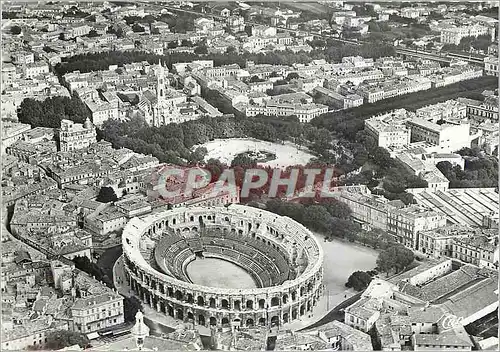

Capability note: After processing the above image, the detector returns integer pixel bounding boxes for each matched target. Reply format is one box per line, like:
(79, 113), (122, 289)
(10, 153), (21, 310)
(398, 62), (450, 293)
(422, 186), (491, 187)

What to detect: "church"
(138, 61), (200, 127)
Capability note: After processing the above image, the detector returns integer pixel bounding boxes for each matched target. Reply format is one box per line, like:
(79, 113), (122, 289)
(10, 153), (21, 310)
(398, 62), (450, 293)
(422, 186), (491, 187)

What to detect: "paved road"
(96, 245), (123, 283)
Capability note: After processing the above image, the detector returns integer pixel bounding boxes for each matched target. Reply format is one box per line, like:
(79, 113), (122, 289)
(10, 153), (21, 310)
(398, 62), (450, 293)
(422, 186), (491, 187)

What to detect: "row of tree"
(261, 198), (360, 241)
(54, 41), (395, 76)
(98, 114), (335, 166)
(345, 244), (415, 292)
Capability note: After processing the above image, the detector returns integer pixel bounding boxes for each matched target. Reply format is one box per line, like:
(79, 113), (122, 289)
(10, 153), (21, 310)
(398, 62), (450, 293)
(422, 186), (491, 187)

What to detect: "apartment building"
(246, 101), (328, 123)
(440, 24), (494, 45)
(457, 96), (498, 124)
(484, 56), (499, 77)
(387, 205), (447, 249)
(418, 226), (470, 258)
(364, 110), (413, 149)
(23, 61), (50, 79)
(331, 188), (392, 231)
(415, 100), (467, 123)
(452, 235), (498, 269)
(313, 87), (363, 109)
(407, 118), (470, 152)
(71, 292), (124, 333)
(1, 317), (68, 350)
(58, 118), (97, 152)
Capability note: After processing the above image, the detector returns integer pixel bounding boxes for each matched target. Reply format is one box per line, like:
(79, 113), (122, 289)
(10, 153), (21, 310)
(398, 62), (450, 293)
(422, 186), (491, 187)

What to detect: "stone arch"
(168, 287), (174, 297)
(187, 311), (194, 321)
(291, 291), (297, 301)
(210, 317), (217, 326)
(246, 300), (253, 309)
(199, 315), (205, 326)
(258, 299), (266, 309)
(271, 297), (280, 307)
(209, 297), (216, 308)
(234, 300), (241, 310)
(176, 308), (184, 320)
(283, 313), (289, 323)
(246, 318), (254, 327)
(271, 316), (279, 327)
(283, 294), (288, 304)
(175, 290), (183, 301)
(197, 296), (205, 306)
(300, 286), (305, 296)
(167, 305), (174, 317)
(307, 282), (313, 292)
(221, 299), (229, 309)
(186, 293), (194, 303)
(222, 317), (229, 325)
(190, 215), (194, 222)
(292, 308), (297, 320)
(300, 304), (305, 316)
(258, 318), (266, 326)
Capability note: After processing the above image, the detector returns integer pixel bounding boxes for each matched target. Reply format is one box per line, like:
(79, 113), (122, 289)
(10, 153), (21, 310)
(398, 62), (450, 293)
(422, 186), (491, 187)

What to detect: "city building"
(440, 23), (495, 45)
(71, 292), (124, 333)
(484, 56), (499, 76)
(364, 109), (413, 149)
(387, 205), (447, 249)
(58, 119), (97, 152)
(246, 101), (328, 123)
(406, 118), (471, 152)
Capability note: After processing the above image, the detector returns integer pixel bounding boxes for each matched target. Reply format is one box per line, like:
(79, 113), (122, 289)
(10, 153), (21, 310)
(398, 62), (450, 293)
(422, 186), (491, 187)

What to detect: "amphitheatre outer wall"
(122, 204), (324, 328)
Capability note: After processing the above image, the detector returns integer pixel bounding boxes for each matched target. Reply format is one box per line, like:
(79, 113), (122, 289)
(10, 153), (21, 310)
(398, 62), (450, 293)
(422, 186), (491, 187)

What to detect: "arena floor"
(185, 257), (258, 289)
(195, 138), (314, 168)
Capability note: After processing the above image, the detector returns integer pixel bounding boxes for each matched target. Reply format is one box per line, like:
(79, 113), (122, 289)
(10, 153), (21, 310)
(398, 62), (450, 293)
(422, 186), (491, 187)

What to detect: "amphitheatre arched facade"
(122, 204), (324, 328)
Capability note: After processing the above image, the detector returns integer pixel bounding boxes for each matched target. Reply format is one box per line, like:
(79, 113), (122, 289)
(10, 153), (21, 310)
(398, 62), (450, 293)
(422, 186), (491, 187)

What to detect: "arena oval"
(122, 204), (324, 328)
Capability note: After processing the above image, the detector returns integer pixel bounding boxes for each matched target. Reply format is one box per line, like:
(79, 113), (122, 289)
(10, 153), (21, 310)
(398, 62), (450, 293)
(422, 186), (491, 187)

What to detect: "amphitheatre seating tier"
(201, 233), (290, 285)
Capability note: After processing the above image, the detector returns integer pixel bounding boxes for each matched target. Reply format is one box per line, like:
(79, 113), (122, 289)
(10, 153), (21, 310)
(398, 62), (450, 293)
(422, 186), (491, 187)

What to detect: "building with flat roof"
(59, 118), (97, 153)
(364, 109), (413, 149)
(415, 100), (467, 123)
(407, 117), (470, 153)
(387, 205), (447, 249)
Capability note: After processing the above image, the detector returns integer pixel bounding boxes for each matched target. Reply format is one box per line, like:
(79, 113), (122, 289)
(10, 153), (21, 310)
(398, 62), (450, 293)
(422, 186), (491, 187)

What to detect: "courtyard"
(195, 138), (314, 168)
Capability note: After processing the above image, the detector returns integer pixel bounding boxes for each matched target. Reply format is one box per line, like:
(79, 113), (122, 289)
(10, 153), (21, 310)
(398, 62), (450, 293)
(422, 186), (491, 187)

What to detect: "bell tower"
(131, 311), (150, 350)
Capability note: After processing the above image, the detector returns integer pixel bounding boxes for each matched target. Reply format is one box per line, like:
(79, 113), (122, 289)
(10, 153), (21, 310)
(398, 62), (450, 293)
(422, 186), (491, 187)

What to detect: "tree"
(87, 29), (99, 37)
(231, 153), (257, 168)
(345, 271), (372, 291)
(96, 186), (118, 203)
(124, 296), (143, 322)
(194, 45), (208, 55)
(377, 245), (414, 274)
(10, 25), (22, 35)
(286, 72), (300, 81)
(132, 23), (145, 33)
(45, 330), (90, 350)
(226, 45), (236, 54)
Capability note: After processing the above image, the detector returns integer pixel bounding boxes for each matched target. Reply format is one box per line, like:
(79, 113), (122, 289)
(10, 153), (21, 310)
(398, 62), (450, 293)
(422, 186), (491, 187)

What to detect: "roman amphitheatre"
(122, 204), (324, 328)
